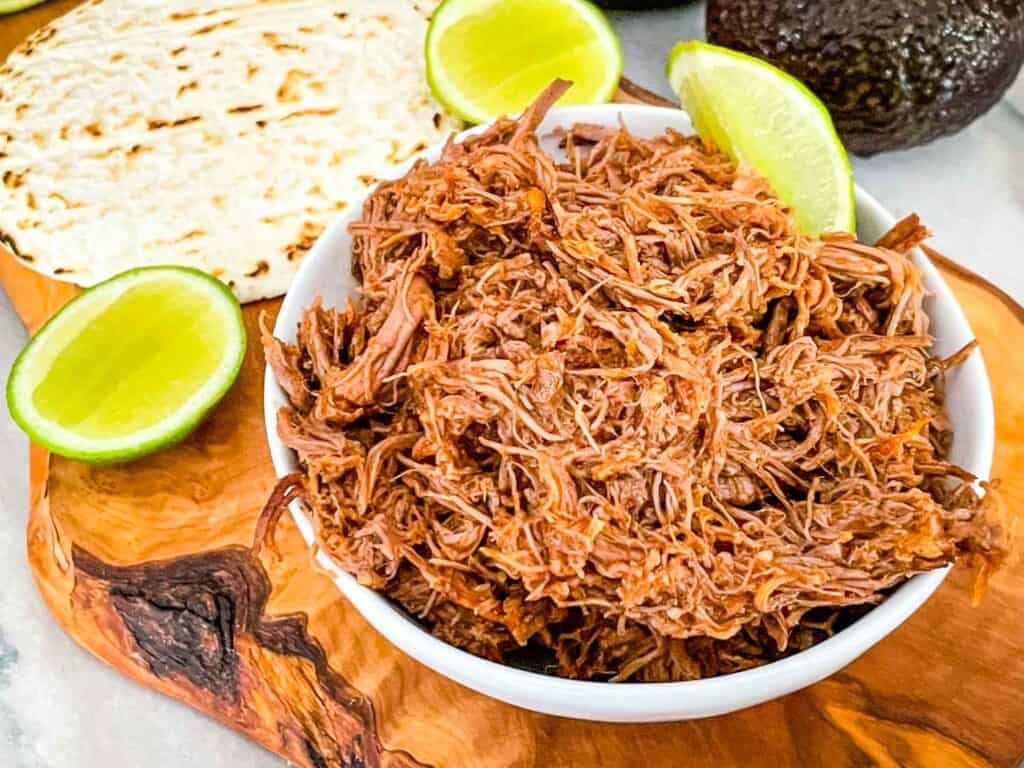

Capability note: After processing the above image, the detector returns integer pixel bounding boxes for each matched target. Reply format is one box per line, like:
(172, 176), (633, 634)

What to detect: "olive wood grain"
(3, 5), (1024, 766)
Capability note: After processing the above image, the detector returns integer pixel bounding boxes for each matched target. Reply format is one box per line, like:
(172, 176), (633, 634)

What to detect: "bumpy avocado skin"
(706, 0), (1024, 155)
(594, 1), (688, 8)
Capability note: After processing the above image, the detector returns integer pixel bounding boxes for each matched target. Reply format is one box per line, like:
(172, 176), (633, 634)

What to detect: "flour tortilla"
(0, 0), (460, 302)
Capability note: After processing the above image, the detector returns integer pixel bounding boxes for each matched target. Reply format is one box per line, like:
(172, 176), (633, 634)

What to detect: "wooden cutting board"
(4, 5), (1024, 767)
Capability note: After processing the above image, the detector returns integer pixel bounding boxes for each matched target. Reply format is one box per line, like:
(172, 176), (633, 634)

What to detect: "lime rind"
(7, 266), (246, 463)
(0, 0), (49, 15)
(666, 40), (854, 235)
(425, 0), (623, 125)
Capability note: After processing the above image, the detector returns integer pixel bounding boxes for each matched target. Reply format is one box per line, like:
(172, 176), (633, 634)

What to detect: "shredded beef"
(263, 82), (1004, 681)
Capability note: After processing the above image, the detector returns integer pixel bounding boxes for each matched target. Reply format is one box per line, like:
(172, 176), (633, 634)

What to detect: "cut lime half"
(0, 0), (49, 14)
(666, 41), (854, 236)
(426, 0), (623, 124)
(7, 266), (246, 463)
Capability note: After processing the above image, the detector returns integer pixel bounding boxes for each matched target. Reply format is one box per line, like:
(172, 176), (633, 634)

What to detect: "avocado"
(593, 1), (687, 9)
(706, 0), (1024, 155)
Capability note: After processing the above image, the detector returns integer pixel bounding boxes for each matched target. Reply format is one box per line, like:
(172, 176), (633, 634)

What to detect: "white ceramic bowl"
(264, 104), (994, 722)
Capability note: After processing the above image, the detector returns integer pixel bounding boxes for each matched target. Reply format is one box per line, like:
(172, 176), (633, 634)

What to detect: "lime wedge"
(0, 0), (49, 14)
(426, 0), (622, 124)
(666, 41), (854, 235)
(7, 267), (245, 463)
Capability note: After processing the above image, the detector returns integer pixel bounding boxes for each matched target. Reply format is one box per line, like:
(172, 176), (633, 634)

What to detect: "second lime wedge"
(426, 0), (622, 124)
(667, 41), (854, 236)
(7, 266), (245, 463)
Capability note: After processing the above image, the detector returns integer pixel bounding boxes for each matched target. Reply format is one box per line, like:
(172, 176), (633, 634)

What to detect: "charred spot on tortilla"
(2, 170), (25, 189)
(193, 18), (237, 36)
(246, 261), (269, 277)
(147, 116), (201, 130)
(282, 107), (338, 121)
(261, 32), (305, 53)
(282, 222), (323, 263)
(276, 69), (312, 103)
(0, 229), (22, 255)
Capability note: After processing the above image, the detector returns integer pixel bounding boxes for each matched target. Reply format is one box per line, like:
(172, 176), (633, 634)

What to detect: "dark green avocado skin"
(594, 1), (688, 9)
(706, 0), (1024, 155)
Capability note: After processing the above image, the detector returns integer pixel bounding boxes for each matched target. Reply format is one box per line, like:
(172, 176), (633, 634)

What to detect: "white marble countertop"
(1, 5), (1022, 767)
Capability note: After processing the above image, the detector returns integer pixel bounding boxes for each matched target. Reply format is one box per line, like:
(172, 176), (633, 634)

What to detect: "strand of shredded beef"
(262, 82), (1005, 682)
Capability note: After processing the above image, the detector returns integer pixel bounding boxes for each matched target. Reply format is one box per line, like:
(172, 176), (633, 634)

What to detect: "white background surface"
(0, 4), (1021, 766)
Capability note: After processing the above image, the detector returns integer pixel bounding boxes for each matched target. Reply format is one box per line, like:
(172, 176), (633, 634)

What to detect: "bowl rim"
(263, 103), (995, 722)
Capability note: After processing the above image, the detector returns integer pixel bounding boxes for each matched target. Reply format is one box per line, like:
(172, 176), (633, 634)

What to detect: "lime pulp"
(666, 41), (855, 236)
(7, 267), (246, 463)
(426, 0), (623, 124)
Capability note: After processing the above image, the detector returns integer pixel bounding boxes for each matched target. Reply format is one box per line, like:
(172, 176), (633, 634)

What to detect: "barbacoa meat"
(263, 82), (1004, 681)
